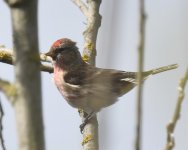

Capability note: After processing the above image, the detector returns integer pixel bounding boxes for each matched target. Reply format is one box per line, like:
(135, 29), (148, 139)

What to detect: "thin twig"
(71, 0), (89, 16)
(165, 68), (188, 150)
(0, 50), (53, 73)
(0, 48), (52, 62)
(0, 97), (6, 150)
(135, 0), (146, 150)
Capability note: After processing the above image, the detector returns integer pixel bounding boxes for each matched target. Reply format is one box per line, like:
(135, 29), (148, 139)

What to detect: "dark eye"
(55, 48), (65, 54)
(51, 48), (66, 61)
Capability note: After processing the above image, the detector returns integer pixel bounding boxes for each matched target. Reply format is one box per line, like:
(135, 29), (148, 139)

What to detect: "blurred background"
(0, 0), (188, 150)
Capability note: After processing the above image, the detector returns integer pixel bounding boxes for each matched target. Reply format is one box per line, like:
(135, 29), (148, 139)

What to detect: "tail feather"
(121, 64), (178, 84)
(150, 64), (178, 75)
(118, 64), (178, 96)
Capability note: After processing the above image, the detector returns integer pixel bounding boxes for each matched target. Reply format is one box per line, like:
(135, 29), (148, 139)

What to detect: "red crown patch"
(52, 39), (62, 48)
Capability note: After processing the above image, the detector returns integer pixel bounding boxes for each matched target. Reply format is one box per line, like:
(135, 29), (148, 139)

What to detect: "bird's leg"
(80, 111), (96, 133)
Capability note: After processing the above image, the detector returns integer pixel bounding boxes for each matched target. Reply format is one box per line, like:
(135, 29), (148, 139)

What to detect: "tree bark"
(72, 0), (102, 149)
(5, 0), (45, 149)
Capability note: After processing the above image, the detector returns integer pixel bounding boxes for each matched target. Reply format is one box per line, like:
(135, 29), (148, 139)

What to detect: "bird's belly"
(53, 69), (118, 113)
(53, 71), (87, 109)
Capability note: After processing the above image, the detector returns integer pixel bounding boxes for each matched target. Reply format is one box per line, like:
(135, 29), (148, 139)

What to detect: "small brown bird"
(46, 38), (178, 131)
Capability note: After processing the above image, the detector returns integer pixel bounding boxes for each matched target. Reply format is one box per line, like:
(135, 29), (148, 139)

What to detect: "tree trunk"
(5, 0), (45, 149)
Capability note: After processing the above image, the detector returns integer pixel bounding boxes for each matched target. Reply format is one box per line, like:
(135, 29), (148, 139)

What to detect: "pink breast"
(53, 66), (78, 101)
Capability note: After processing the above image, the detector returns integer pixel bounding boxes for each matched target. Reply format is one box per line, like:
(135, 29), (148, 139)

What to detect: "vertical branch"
(72, 0), (102, 150)
(135, 0), (146, 150)
(164, 68), (188, 150)
(5, 0), (45, 150)
(82, 0), (102, 66)
(81, 1), (101, 150)
(0, 97), (6, 150)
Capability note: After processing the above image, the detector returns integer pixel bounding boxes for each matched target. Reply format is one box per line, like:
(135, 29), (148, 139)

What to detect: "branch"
(0, 97), (6, 150)
(0, 50), (53, 73)
(79, 109), (98, 150)
(40, 64), (53, 73)
(0, 49), (13, 64)
(72, 0), (102, 150)
(5, 0), (45, 149)
(0, 79), (16, 104)
(71, 0), (89, 16)
(82, 0), (102, 66)
(73, 0), (102, 65)
(135, 0), (146, 150)
(164, 68), (188, 150)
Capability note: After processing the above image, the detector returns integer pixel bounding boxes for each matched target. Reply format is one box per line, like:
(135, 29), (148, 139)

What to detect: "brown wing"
(64, 63), (150, 97)
(111, 71), (137, 96)
(112, 70), (154, 96)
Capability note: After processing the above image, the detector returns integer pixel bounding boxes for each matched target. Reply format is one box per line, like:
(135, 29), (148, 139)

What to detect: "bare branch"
(82, 0), (102, 66)
(40, 64), (53, 73)
(0, 79), (16, 104)
(81, 0), (101, 149)
(73, 0), (102, 150)
(165, 68), (188, 150)
(0, 50), (53, 73)
(81, 1), (101, 149)
(0, 49), (13, 65)
(71, 0), (89, 17)
(40, 53), (52, 62)
(79, 110), (99, 150)
(135, 0), (146, 150)
(5, 0), (46, 149)
(0, 97), (6, 150)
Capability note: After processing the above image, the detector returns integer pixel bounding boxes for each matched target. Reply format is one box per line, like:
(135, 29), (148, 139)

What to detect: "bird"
(45, 38), (178, 131)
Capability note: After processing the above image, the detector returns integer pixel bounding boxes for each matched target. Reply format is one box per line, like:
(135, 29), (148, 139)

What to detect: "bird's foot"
(80, 111), (95, 133)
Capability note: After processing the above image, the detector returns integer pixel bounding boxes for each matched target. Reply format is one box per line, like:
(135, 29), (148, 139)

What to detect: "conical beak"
(45, 51), (53, 57)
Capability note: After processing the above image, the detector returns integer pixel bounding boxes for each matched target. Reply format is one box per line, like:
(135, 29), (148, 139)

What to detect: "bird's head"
(45, 38), (78, 60)
(45, 38), (83, 68)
